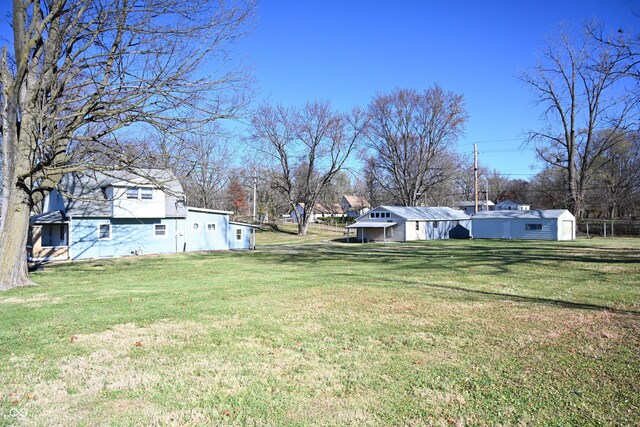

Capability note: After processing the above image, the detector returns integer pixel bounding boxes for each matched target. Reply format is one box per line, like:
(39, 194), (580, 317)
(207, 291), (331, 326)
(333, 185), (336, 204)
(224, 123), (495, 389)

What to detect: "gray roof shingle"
(375, 206), (470, 221)
(472, 209), (572, 219)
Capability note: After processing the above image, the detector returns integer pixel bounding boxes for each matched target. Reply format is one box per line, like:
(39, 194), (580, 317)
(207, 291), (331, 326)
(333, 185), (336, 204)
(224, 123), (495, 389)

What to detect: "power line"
(458, 138), (526, 147)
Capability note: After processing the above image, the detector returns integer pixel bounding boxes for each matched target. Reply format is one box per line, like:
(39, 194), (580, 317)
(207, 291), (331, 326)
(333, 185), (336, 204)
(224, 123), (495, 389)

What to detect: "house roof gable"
(358, 206), (470, 221)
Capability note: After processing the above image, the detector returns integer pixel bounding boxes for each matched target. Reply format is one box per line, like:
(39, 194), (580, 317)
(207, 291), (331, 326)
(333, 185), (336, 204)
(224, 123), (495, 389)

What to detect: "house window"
(154, 224), (167, 237)
(98, 223), (111, 240)
(526, 224), (543, 230)
(140, 187), (153, 200)
(236, 229), (242, 240)
(192, 222), (200, 231)
(370, 213), (374, 219)
(385, 213), (390, 218)
(415, 221), (419, 231)
(207, 223), (216, 232)
(126, 187), (138, 199)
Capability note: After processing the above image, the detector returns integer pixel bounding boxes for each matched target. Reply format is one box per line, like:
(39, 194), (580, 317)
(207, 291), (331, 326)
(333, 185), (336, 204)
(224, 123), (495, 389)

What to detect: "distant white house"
(291, 202), (345, 223)
(471, 209), (575, 241)
(495, 199), (530, 211)
(340, 195), (371, 218)
(346, 205), (471, 243)
(454, 200), (494, 215)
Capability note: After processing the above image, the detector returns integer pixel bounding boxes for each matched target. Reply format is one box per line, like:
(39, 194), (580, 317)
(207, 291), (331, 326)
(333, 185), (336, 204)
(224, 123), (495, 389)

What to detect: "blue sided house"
(28, 169), (257, 261)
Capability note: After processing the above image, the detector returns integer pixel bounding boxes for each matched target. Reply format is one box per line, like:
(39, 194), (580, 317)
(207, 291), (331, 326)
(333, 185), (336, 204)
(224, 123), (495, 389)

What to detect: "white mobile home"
(346, 206), (471, 243)
(471, 209), (575, 241)
(495, 200), (530, 211)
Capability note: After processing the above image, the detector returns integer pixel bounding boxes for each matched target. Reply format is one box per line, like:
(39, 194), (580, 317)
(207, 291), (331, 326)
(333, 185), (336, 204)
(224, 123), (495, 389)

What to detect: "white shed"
(346, 206), (471, 243)
(471, 209), (576, 241)
(495, 200), (530, 211)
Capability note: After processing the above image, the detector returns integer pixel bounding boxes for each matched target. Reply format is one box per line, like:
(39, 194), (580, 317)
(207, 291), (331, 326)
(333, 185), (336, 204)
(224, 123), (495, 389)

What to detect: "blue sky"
(0, 1), (637, 179)
(237, 0), (639, 178)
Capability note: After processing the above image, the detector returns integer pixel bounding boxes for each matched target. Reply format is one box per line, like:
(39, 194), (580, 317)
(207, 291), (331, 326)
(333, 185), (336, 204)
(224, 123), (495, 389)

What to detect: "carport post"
(361, 227), (364, 244)
(383, 227), (386, 244)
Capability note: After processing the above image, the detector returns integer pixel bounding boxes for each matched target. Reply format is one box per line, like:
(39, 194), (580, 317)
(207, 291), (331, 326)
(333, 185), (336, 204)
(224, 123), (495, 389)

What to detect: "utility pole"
(474, 143), (478, 214)
(252, 169), (257, 223)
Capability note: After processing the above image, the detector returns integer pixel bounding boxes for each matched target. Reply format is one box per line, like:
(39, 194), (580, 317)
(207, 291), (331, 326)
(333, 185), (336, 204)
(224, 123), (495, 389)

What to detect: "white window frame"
(236, 228), (242, 240)
(98, 223), (112, 240)
(126, 187), (138, 199)
(154, 224), (167, 238)
(206, 223), (216, 232)
(140, 187), (153, 200)
(525, 223), (543, 231)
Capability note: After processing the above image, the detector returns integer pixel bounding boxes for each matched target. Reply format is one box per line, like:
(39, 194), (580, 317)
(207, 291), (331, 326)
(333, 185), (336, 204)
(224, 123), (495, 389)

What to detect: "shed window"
(154, 224), (167, 237)
(236, 229), (242, 240)
(370, 213), (374, 219)
(98, 223), (111, 240)
(415, 221), (419, 230)
(207, 223), (216, 232)
(526, 224), (543, 230)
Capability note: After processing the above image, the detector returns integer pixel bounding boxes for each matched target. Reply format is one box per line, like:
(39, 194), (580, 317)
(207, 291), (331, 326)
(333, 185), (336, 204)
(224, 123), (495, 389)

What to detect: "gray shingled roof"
(376, 206), (470, 221)
(58, 169), (187, 218)
(30, 210), (67, 224)
(472, 209), (572, 219)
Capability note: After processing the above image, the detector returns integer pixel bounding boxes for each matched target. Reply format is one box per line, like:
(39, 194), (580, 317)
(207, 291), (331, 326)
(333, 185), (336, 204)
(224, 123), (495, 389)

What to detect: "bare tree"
(521, 25), (637, 218)
(250, 102), (367, 235)
(180, 133), (233, 210)
(0, 0), (255, 289)
(592, 132), (640, 218)
(367, 86), (468, 206)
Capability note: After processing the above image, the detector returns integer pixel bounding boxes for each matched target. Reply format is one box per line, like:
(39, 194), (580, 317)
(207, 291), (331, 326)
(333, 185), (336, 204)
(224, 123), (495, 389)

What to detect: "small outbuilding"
(495, 199), (530, 211)
(346, 206), (471, 243)
(471, 209), (576, 241)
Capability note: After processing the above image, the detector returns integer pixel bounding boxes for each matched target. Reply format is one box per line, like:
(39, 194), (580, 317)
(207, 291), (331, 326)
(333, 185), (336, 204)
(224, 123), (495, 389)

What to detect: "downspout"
(68, 216), (73, 260)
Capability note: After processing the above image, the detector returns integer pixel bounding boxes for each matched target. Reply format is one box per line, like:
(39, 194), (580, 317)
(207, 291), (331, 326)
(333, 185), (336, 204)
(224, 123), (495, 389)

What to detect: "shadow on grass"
(253, 241), (640, 315)
(258, 223), (298, 235)
(404, 279), (640, 316)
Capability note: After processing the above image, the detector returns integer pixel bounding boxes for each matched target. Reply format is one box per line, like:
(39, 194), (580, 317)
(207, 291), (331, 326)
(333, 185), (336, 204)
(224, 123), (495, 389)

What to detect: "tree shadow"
(252, 240), (640, 314)
(403, 279), (640, 316)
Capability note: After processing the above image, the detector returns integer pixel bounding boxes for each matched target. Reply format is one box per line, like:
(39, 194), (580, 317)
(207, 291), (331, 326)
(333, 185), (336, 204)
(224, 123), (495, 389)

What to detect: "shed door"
(501, 221), (511, 239)
(562, 220), (573, 240)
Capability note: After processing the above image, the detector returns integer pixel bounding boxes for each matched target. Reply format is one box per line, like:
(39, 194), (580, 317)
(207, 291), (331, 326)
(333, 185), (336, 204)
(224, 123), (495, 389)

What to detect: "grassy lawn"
(1, 235), (639, 426)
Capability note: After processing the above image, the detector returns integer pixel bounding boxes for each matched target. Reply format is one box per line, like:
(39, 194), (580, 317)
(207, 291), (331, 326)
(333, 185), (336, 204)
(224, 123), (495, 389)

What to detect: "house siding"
(185, 210), (230, 252)
(70, 217), (185, 260)
(229, 223), (252, 249)
(471, 211), (574, 241)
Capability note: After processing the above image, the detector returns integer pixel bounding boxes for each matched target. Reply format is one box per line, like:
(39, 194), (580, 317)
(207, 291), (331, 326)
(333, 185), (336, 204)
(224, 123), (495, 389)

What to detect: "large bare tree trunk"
(0, 188), (32, 289)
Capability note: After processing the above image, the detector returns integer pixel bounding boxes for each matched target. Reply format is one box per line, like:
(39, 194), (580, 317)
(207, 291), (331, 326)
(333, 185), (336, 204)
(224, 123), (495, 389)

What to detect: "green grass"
(1, 236), (639, 426)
